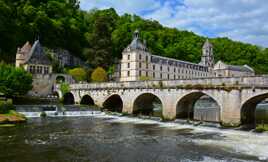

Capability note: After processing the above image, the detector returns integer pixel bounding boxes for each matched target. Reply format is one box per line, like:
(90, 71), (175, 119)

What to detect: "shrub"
(91, 67), (108, 82)
(68, 68), (87, 82)
(139, 76), (151, 81)
(0, 99), (14, 114)
(60, 83), (70, 96)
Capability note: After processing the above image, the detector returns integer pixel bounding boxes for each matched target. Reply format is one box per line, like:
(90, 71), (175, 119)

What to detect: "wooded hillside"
(1, 0), (268, 73)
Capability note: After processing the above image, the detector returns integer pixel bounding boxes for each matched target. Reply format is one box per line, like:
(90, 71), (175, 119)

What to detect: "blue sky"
(80, 0), (268, 47)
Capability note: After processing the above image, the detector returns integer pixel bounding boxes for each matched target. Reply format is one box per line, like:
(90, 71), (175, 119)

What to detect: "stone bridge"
(57, 76), (268, 126)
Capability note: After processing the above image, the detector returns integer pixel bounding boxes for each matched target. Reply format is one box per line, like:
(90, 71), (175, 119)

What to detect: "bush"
(139, 76), (151, 81)
(60, 83), (70, 96)
(0, 62), (32, 97)
(68, 68), (87, 82)
(0, 99), (14, 114)
(91, 67), (108, 82)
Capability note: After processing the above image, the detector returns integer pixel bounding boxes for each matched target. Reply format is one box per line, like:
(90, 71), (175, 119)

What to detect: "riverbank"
(0, 110), (27, 125)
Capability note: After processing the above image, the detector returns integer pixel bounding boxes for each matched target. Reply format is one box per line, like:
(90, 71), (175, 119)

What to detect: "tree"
(0, 62), (32, 97)
(68, 68), (87, 82)
(91, 67), (108, 82)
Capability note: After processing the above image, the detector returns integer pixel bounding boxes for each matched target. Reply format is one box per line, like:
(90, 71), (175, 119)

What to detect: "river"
(0, 109), (268, 162)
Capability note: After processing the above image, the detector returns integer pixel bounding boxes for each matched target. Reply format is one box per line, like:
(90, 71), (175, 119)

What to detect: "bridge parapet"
(70, 76), (268, 90)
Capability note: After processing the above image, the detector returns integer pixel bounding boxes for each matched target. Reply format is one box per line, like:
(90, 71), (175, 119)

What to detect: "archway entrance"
(63, 92), (75, 105)
(80, 95), (94, 106)
(241, 94), (268, 130)
(133, 93), (163, 117)
(176, 92), (220, 123)
(103, 95), (123, 113)
(56, 75), (65, 83)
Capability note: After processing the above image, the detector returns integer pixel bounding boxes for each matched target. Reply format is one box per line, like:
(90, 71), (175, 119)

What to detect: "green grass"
(255, 124), (268, 132)
(0, 124), (15, 127)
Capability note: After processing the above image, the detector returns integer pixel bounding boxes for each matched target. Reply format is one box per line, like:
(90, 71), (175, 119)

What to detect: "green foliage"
(91, 67), (108, 82)
(0, 99), (14, 114)
(1, 1), (268, 73)
(60, 83), (70, 96)
(68, 68), (87, 81)
(139, 76), (151, 81)
(0, 62), (32, 97)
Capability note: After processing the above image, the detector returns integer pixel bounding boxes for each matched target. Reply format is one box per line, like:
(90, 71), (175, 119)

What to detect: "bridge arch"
(133, 93), (163, 117)
(103, 94), (123, 113)
(241, 92), (268, 127)
(63, 92), (75, 105)
(80, 95), (94, 105)
(176, 91), (221, 122)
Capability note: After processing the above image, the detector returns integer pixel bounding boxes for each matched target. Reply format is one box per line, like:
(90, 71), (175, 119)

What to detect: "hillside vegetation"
(1, 0), (268, 73)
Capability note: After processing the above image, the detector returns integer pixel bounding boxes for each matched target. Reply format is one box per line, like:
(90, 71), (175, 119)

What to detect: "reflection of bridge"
(57, 76), (268, 126)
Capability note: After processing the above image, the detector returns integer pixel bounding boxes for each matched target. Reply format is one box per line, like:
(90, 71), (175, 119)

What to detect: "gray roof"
(226, 64), (254, 72)
(203, 39), (213, 48)
(26, 40), (51, 65)
(127, 30), (148, 51)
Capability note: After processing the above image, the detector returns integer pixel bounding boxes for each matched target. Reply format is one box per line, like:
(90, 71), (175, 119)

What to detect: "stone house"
(213, 61), (255, 77)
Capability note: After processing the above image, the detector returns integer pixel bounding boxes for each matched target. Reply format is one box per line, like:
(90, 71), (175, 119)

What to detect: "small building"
(213, 61), (255, 77)
(16, 40), (54, 97)
(16, 40), (52, 75)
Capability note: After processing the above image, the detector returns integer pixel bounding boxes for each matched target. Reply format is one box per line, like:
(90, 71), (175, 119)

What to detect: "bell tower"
(200, 39), (214, 68)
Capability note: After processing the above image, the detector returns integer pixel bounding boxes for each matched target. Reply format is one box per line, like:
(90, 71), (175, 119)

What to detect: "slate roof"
(203, 39), (213, 48)
(226, 64), (254, 72)
(127, 30), (148, 51)
(26, 40), (51, 65)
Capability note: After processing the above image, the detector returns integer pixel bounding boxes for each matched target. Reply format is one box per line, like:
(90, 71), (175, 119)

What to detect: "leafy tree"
(60, 82), (70, 96)
(91, 67), (108, 82)
(68, 67), (87, 82)
(1, 2), (268, 74)
(0, 62), (32, 97)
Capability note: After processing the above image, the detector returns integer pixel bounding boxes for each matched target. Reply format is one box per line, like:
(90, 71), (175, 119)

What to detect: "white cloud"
(79, 0), (161, 14)
(80, 0), (268, 47)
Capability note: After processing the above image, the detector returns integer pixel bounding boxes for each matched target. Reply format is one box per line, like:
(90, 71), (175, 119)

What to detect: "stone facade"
(214, 61), (255, 77)
(67, 76), (268, 126)
(117, 30), (255, 81)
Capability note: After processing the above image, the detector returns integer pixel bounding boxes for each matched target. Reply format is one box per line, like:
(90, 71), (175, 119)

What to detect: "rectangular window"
(139, 71), (142, 76)
(168, 74), (170, 80)
(139, 62), (142, 68)
(127, 71), (130, 77)
(139, 54), (142, 60)
(128, 55), (130, 60)
(44, 67), (49, 74)
(153, 72), (155, 78)
(146, 56), (148, 62)
(168, 67), (170, 72)
(146, 63), (148, 69)
(160, 66), (162, 71)
(153, 65), (155, 70)
(146, 71), (148, 77)
(128, 63), (130, 68)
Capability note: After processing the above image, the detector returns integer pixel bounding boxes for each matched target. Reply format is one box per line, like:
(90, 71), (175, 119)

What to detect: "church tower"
(200, 39), (214, 68)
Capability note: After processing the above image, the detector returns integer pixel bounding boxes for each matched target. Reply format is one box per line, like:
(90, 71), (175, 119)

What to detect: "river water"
(0, 110), (268, 162)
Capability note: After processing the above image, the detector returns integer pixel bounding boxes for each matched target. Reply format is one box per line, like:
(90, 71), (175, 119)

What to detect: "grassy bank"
(0, 110), (27, 124)
(255, 124), (268, 132)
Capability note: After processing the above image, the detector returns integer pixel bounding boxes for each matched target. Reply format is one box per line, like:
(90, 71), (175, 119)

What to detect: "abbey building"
(118, 30), (254, 81)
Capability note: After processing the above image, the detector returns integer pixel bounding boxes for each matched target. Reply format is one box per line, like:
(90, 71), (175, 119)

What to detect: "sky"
(80, 0), (268, 47)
